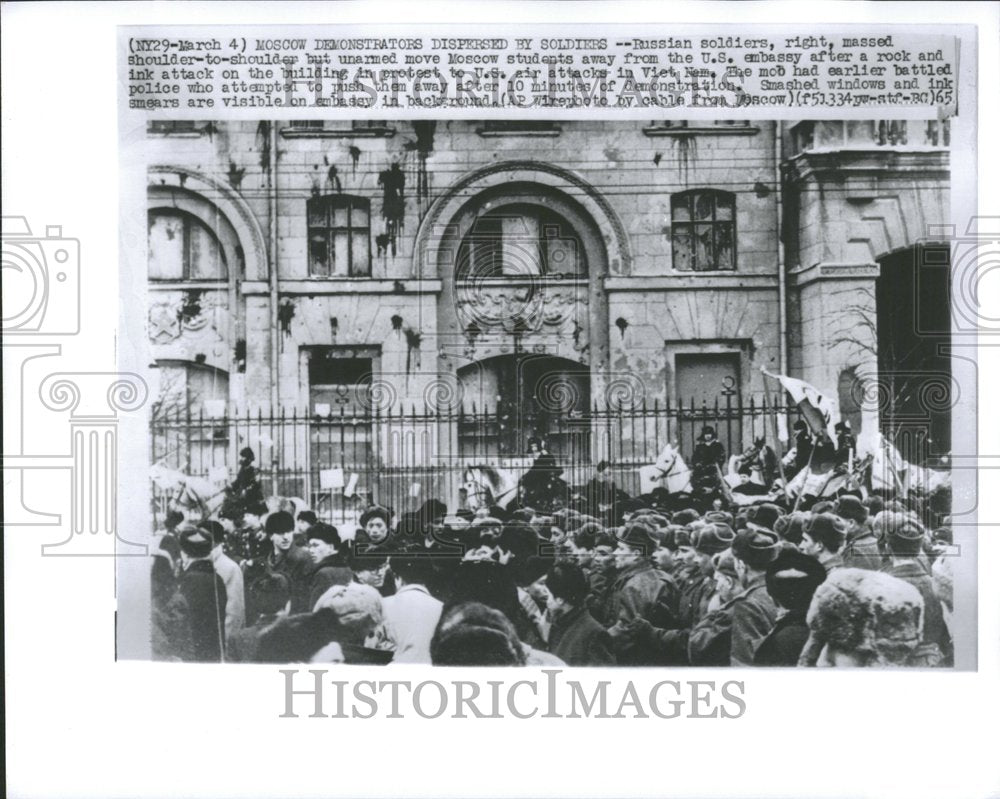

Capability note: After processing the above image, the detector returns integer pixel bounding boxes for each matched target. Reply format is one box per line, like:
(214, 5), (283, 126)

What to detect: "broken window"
(456, 204), (586, 279)
(148, 209), (228, 280)
(671, 189), (736, 272)
(307, 195), (371, 277)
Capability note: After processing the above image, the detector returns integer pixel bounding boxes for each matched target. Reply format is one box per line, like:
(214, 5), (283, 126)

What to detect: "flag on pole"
(762, 369), (839, 441)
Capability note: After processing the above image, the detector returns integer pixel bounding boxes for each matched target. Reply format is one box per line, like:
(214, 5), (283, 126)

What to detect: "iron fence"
(151, 393), (818, 524)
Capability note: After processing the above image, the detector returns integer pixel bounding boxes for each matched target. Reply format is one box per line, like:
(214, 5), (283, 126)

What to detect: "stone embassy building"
(144, 118), (951, 512)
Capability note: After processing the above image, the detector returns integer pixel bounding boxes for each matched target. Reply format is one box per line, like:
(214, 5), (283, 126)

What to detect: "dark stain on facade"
(327, 165), (342, 192)
(178, 289), (203, 324)
(278, 299), (296, 335)
(256, 121), (271, 174)
(226, 161), (246, 190)
(379, 162), (406, 255)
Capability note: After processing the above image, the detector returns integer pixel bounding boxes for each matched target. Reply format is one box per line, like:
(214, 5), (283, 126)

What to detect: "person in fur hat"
(799, 513), (848, 574)
(834, 495), (883, 571)
(262, 510), (314, 614)
(691, 426), (726, 497)
(306, 522), (352, 611)
(602, 522), (683, 665)
(728, 527), (781, 666)
(753, 549), (827, 666)
(357, 504), (394, 547)
(800, 568), (940, 667)
(176, 525), (228, 662)
(546, 562), (616, 666)
(885, 518), (950, 661)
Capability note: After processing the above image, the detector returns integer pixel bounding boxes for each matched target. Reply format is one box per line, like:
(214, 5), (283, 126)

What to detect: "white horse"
(461, 463), (521, 513)
(648, 443), (693, 494)
(151, 464), (227, 519)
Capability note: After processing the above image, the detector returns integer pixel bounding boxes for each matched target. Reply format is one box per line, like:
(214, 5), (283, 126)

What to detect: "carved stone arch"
(412, 160), (631, 280)
(148, 166), (269, 281)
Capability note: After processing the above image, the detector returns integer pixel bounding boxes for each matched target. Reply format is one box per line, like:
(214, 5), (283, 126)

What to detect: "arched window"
(148, 209), (228, 280)
(154, 360), (229, 416)
(671, 190), (736, 272)
(307, 195), (371, 277)
(456, 204), (587, 279)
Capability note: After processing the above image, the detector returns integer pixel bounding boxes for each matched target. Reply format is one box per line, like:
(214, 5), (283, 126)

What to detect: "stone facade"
(145, 118), (950, 460)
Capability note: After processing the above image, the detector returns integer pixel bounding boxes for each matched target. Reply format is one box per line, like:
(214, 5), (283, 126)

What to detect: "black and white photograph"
(4, 5), (998, 799)
(138, 116), (968, 669)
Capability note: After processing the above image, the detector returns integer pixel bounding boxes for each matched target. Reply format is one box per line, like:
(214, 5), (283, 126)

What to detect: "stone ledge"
(241, 279), (443, 295)
(605, 275), (779, 291)
(642, 125), (760, 137)
(280, 126), (396, 139)
(783, 149), (949, 182)
(789, 261), (880, 288)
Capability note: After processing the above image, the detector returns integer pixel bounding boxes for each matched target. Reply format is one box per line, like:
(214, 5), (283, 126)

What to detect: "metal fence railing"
(149, 395), (945, 525)
(150, 393), (813, 523)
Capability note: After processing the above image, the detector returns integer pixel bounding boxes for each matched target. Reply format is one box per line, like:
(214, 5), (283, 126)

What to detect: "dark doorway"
(675, 352), (743, 461)
(876, 244), (952, 462)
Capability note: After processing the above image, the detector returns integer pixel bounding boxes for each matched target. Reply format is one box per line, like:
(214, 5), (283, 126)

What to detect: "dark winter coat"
(602, 560), (680, 665)
(548, 606), (616, 666)
(177, 559), (228, 662)
(752, 609), (810, 666)
(687, 602), (735, 666)
(729, 573), (779, 667)
(308, 555), (354, 611)
(267, 545), (316, 614)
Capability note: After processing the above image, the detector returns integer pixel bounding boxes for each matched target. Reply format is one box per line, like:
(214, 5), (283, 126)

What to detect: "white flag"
(762, 370), (839, 441)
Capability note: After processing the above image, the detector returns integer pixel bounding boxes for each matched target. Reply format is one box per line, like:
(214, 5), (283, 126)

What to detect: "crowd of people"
(150, 448), (956, 668)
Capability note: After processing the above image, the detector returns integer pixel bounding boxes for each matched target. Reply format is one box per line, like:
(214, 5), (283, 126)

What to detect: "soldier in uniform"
(691, 426), (726, 499)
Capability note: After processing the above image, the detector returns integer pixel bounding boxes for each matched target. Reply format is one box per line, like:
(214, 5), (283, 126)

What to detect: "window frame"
(306, 194), (373, 278)
(455, 203), (588, 280)
(148, 208), (229, 282)
(670, 189), (737, 273)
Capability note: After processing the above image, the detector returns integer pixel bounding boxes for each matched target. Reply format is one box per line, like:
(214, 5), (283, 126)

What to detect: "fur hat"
(732, 528), (781, 570)
(806, 569), (924, 666)
(671, 508), (701, 527)
(766, 549), (827, 611)
(178, 524), (213, 558)
(619, 521), (658, 554)
(704, 510), (735, 528)
(886, 517), (926, 557)
(774, 511), (811, 546)
(747, 502), (783, 532)
(312, 582), (383, 642)
(198, 519), (227, 546)
(431, 602), (527, 666)
(307, 522), (342, 548)
(694, 523), (736, 555)
(418, 498), (448, 523)
(833, 495), (868, 524)
(711, 549), (739, 581)
(806, 513), (848, 553)
(265, 511), (295, 536)
(661, 525), (692, 550)
(359, 505), (392, 528)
